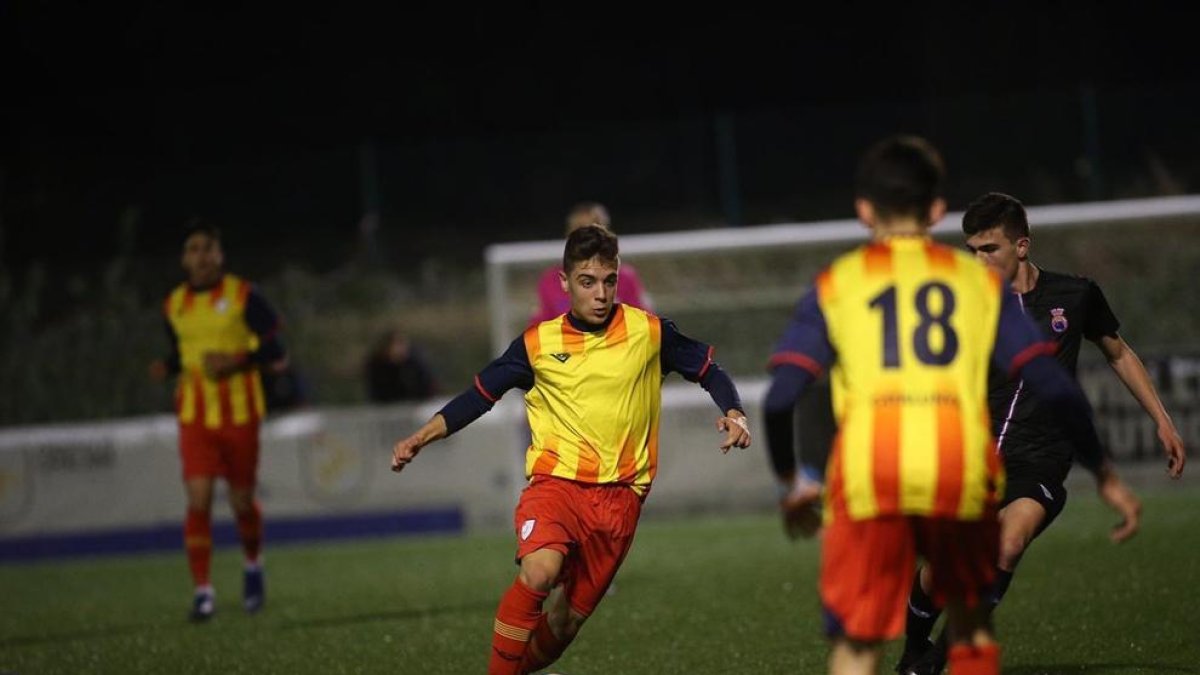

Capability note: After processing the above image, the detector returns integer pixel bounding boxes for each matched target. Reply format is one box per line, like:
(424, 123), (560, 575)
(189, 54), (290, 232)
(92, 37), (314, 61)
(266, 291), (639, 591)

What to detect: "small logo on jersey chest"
(1049, 308), (1068, 333)
(550, 353), (570, 363)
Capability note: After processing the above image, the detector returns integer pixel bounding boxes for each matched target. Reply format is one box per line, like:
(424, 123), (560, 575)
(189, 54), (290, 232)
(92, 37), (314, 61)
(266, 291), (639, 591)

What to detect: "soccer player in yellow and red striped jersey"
(150, 219), (286, 622)
(763, 136), (1107, 675)
(390, 224), (751, 675)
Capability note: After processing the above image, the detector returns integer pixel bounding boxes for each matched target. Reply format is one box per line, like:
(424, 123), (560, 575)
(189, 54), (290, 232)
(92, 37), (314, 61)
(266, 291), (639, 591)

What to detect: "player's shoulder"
(163, 281), (190, 310)
(1037, 268), (1100, 293)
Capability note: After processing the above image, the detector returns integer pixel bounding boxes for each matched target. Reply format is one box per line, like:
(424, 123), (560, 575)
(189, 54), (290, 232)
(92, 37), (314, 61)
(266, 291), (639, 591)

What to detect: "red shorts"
(820, 512), (999, 642)
(513, 476), (642, 618)
(178, 422), (261, 488)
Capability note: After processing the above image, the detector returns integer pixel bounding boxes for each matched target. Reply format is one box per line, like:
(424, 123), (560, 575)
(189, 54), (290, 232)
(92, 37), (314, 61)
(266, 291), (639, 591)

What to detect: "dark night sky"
(5, 3), (1199, 270)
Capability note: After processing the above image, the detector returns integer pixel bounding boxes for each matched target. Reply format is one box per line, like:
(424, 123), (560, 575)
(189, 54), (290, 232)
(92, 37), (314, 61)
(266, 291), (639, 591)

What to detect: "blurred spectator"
(527, 202), (652, 326)
(365, 328), (437, 402)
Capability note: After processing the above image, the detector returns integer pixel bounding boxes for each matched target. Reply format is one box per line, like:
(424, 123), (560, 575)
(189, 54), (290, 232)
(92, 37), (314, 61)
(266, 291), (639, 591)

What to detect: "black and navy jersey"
(990, 268), (1119, 476)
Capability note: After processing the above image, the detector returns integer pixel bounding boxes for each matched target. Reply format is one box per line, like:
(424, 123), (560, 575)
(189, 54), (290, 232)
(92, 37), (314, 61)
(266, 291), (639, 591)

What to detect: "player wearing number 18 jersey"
(764, 136), (1107, 675)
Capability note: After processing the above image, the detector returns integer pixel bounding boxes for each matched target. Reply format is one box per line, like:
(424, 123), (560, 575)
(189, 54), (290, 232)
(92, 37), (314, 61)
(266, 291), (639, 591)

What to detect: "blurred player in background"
(527, 201), (651, 326)
(150, 219), (287, 622)
(765, 373), (835, 539)
(897, 192), (1187, 674)
(764, 135), (1111, 675)
(391, 224), (751, 674)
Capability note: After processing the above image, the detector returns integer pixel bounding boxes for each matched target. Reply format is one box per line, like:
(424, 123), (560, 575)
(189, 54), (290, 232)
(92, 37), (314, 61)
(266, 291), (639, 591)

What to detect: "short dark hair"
(962, 192), (1030, 240)
(183, 216), (221, 244)
(563, 224), (619, 272)
(854, 135), (945, 220)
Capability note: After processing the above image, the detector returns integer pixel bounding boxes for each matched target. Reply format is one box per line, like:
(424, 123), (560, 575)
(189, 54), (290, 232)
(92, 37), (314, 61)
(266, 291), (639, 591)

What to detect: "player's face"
(181, 233), (224, 288)
(965, 226), (1027, 282)
(560, 256), (619, 325)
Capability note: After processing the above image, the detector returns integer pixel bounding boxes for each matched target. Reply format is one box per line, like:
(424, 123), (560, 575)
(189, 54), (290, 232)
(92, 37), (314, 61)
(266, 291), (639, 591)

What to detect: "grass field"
(2, 487), (1198, 674)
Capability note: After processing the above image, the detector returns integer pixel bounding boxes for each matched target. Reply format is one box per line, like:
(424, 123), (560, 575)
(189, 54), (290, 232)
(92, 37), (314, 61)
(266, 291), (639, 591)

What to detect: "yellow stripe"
(493, 619), (531, 642)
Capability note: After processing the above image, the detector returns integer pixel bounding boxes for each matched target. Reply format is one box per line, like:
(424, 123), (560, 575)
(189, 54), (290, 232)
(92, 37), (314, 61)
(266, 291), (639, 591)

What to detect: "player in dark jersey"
(897, 192), (1187, 674)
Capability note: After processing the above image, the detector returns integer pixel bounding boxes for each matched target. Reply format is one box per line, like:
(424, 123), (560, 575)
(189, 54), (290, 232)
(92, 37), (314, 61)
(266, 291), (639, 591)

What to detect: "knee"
(518, 563), (559, 593)
(228, 490), (255, 516)
(997, 533), (1029, 570)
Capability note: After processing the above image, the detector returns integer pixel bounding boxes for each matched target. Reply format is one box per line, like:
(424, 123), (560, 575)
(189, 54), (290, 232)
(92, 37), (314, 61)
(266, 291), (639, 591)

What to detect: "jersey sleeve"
(1082, 279), (1120, 341)
(660, 318), (715, 381)
(438, 336), (534, 435)
(767, 288), (835, 376)
(244, 286), (286, 365)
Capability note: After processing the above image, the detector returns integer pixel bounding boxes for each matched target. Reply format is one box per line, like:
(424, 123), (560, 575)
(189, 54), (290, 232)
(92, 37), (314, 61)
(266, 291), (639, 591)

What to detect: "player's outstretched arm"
(1095, 334), (1186, 478)
(716, 410), (751, 452)
(391, 414), (448, 473)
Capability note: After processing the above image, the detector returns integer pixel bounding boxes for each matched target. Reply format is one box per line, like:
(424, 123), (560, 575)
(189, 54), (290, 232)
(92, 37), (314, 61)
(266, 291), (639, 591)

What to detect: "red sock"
(184, 509), (212, 587)
(236, 500), (263, 564)
(519, 613), (569, 673)
(948, 643), (1000, 675)
(489, 579), (547, 675)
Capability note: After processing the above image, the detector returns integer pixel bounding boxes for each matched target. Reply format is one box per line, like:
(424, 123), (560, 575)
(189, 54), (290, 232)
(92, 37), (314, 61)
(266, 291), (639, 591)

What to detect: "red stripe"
(523, 326), (541, 362)
(181, 288), (195, 314)
(191, 371), (206, 426)
(872, 396), (902, 514)
(1008, 341), (1057, 378)
(767, 351), (824, 377)
(933, 395), (964, 516)
(826, 434), (847, 520)
(863, 243), (893, 277)
(575, 440), (600, 484)
(561, 318), (586, 355)
(244, 372), (260, 422)
(696, 345), (715, 380)
(531, 436), (560, 477)
(815, 268), (834, 304)
(924, 241), (957, 273)
(604, 305), (628, 348)
(474, 375), (498, 403)
(616, 434), (639, 483)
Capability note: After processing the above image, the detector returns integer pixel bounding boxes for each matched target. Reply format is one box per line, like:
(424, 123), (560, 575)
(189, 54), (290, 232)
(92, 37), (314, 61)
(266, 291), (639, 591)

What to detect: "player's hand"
(780, 478), (823, 540)
(1097, 472), (1141, 543)
(391, 433), (424, 473)
(148, 360), (169, 382)
(202, 352), (242, 378)
(1157, 424), (1186, 478)
(716, 413), (751, 453)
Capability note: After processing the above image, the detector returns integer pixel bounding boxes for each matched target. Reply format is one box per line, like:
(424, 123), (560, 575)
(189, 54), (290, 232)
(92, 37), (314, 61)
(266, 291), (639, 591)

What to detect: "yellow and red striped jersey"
(164, 274), (269, 429)
(448, 303), (741, 497)
(521, 305), (664, 494)
(774, 237), (1006, 521)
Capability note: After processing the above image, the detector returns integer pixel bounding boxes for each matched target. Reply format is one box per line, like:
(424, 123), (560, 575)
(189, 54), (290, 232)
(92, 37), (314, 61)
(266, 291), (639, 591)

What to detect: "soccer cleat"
(780, 477), (823, 540)
(894, 638), (933, 673)
(243, 565), (266, 614)
(901, 641), (947, 675)
(189, 589), (215, 623)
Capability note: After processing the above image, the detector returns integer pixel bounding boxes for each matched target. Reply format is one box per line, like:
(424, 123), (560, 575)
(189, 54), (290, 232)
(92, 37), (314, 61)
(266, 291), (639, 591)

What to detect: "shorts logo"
(521, 519), (536, 540)
(550, 353), (570, 363)
(1039, 483), (1054, 500)
(1049, 308), (1068, 333)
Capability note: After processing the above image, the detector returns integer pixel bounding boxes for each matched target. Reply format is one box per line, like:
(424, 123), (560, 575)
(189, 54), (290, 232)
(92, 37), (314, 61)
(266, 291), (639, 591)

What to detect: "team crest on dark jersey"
(1050, 308), (1069, 333)
(550, 353), (571, 363)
